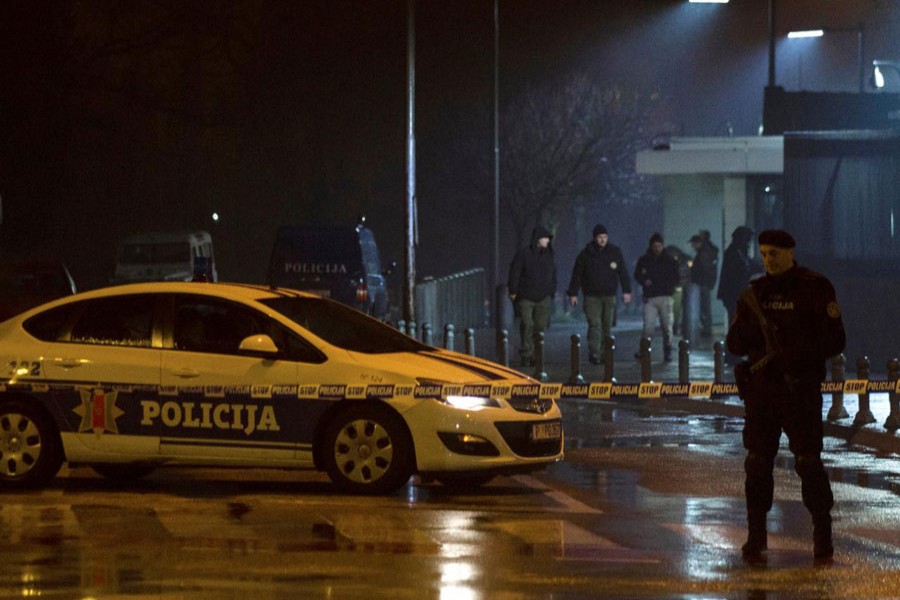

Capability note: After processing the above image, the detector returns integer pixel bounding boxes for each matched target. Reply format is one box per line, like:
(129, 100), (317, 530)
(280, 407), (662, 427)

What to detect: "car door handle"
(54, 358), (89, 369)
(171, 367), (201, 378)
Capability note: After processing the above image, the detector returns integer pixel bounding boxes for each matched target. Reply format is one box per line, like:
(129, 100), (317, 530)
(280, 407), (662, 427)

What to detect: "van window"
(120, 242), (189, 264)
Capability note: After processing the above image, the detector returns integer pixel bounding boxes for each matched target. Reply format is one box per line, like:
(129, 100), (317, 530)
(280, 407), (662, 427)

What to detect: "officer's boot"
(813, 512), (833, 561)
(741, 511), (767, 561)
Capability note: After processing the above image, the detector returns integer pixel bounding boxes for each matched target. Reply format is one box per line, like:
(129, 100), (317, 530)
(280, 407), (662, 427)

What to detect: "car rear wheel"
(0, 401), (63, 489)
(322, 404), (413, 494)
(90, 463), (157, 481)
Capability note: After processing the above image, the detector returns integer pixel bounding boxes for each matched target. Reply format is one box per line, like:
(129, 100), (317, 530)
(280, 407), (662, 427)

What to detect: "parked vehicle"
(0, 282), (563, 493)
(0, 259), (76, 322)
(266, 221), (392, 319)
(112, 230), (217, 284)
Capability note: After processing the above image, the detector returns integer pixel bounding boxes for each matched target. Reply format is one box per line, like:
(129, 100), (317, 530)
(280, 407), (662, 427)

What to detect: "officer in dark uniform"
(726, 229), (845, 563)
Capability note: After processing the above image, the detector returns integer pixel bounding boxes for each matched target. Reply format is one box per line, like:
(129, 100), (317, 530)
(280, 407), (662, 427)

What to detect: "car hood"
(345, 348), (532, 384)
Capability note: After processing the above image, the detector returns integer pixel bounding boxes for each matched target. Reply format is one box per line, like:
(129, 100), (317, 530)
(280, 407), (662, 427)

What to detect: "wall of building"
(660, 175), (726, 332)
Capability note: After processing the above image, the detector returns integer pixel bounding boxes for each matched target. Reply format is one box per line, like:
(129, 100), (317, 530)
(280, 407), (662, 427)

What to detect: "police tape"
(287, 380), (896, 401)
(6, 379), (894, 402)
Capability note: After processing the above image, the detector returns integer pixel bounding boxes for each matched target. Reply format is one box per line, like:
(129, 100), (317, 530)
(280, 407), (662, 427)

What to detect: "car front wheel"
(322, 404), (413, 494)
(0, 401), (63, 489)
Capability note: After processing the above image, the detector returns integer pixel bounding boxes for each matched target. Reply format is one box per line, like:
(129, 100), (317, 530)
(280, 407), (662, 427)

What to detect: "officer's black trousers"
(742, 379), (834, 516)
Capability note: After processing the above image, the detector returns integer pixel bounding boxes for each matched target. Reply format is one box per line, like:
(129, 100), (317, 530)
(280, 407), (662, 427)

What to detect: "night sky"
(0, 0), (891, 294)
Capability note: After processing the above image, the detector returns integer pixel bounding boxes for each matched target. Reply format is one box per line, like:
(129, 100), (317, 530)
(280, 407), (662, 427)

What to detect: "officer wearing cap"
(726, 229), (846, 563)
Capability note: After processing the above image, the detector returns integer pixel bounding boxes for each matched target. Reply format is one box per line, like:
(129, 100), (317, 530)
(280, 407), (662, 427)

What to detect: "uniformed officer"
(726, 229), (846, 563)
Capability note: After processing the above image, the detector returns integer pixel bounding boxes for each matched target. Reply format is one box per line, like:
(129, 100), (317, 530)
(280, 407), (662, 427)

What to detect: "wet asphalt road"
(1, 399), (898, 599)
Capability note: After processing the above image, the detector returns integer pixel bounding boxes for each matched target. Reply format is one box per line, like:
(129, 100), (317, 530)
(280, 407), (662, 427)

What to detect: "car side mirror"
(238, 334), (279, 356)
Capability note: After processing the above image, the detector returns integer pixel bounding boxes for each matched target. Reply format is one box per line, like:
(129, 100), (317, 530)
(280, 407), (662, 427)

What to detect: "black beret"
(758, 229), (795, 249)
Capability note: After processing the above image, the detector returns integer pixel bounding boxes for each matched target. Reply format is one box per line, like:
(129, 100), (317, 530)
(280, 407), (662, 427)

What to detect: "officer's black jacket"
(726, 264), (845, 382)
(566, 242), (631, 298)
(633, 249), (679, 298)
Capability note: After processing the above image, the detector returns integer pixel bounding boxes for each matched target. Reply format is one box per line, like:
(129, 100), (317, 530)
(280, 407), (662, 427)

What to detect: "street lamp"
(785, 24), (865, 93)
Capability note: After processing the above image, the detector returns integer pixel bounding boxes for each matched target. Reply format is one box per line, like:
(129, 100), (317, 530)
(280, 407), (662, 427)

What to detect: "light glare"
(787, 29), (824, 39)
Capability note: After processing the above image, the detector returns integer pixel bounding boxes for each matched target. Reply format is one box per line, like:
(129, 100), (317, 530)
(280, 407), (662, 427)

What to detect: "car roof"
(15, 282), (315, 314)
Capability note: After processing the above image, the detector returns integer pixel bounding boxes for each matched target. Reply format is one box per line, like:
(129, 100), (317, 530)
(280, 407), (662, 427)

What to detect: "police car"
(0, 282), (563, 493)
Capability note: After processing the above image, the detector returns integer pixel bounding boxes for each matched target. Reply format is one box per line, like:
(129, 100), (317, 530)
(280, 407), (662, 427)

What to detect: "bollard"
(853, 356), (876, 426)
(422, 323), (433, 346)
(602, 335), (616, 383)
(497, 329), (509, 367)
(408, 321), (416, 341)
(885, 359), (900, 431)
(567, 334), (585, 385)
(444, 324), (455, 352)
(639, 337), (652, 382)
(678, 339), (690, 384)
(465, 328), (475, 356)
(827, 354), (849, 421)
(533, 332), (548, 382)
(713, 341), (725, 382)
(398, 320), (406, 336)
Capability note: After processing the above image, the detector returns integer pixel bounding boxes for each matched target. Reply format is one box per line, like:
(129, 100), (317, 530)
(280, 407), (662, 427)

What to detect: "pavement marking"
(512, 475), (602, 514)
(331, 513), (442, 553)
(494, 518), (661, 563)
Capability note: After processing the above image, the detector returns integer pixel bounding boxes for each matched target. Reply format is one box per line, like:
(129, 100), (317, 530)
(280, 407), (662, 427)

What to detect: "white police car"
(0, 282), (562, 493)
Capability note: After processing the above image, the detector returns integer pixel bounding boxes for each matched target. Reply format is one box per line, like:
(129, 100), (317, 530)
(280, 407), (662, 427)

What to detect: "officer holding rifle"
(726, 229), (845, 563)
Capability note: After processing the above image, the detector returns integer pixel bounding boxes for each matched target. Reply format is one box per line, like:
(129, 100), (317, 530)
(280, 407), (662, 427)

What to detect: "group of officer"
(508, 224), (845, 563)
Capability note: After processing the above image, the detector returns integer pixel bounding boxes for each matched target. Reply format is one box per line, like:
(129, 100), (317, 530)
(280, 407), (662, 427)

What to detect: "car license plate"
(530, 421), (561, 441)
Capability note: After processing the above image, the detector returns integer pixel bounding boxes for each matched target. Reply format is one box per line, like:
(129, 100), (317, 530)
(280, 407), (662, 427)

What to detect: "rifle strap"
(740, 287), (778, 374)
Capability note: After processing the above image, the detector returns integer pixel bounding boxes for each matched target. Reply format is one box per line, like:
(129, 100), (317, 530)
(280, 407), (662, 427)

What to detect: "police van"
(112, 230), (217, 284)
(266, 221), (392, 319)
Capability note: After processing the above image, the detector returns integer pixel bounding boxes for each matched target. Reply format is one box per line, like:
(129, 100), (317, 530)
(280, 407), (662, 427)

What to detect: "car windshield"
(260, 296), (426, 354)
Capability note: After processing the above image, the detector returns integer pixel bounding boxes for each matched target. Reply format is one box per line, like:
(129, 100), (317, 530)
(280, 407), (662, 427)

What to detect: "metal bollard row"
(402, 320), (899, 432)
(854, 356), (877, 426)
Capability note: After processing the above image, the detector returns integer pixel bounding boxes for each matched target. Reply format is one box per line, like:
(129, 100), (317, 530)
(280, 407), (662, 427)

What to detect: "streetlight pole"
(493, 0), (500, 332)
(768, 0), (776, 88)
(404, 0), (417, 324)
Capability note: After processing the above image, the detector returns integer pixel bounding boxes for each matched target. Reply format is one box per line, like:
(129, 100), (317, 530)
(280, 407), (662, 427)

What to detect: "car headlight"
(415, 379), (502, 411)
(442, 395), (501, 411)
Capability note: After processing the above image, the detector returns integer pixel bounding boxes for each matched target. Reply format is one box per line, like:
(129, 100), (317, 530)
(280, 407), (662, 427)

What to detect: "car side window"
(70, 296), (155, 347)
(22, 304), (78, 341)
(173, 296), (325, 363)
